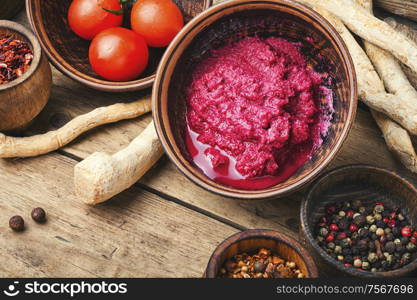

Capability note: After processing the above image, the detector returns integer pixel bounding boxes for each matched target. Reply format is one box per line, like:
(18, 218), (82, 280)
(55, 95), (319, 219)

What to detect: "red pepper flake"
(0, 36), (33, 84)
(218, 248), (305, 278)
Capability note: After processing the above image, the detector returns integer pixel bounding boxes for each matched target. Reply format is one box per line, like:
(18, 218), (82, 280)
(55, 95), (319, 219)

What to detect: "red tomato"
(131, 0), (184, 48)
(68, 0), (123, 40)
(89, 27), (149, 81)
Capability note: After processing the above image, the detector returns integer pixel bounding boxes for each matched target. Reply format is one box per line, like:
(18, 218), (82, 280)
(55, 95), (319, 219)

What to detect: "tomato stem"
(101, 0), (137, 16)
(99, 0), (133, 16)
(101, 7), (124, 15)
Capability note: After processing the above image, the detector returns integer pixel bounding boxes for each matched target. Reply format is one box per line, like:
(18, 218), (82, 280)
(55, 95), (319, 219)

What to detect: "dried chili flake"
(0, 36), (33, 84)
(218, 248), (305, 278)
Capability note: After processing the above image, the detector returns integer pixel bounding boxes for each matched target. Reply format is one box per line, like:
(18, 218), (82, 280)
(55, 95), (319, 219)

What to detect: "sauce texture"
(186, 36), (333, 190)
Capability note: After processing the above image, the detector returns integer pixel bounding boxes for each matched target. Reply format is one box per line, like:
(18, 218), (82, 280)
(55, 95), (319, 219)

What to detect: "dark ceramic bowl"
(26, 0), (213, 92)
(300, 164), (417, 277)
(153, 0), (357, 200)
(204, 229), (318, 278)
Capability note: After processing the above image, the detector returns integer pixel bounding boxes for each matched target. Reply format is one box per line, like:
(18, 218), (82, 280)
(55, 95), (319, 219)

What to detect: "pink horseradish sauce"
(185, 36), (333, 190)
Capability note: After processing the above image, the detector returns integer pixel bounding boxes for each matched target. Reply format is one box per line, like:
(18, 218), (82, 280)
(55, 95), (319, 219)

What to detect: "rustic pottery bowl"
(0, 20), (52, 132)
(26, 0), (213, 92)
(300, 164), (417, 277)
(153, 0), (357, 200)
(204, 229), (318, 278)
(0, 0), (25, 20)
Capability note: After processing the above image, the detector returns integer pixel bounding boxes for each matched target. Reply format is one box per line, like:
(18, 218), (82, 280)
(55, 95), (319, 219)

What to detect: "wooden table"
(2, 2), (417, 277)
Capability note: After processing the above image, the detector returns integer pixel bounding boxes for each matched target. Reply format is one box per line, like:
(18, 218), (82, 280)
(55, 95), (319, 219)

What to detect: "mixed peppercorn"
(218, 248), (305, 278)
(0, 36), (33, 84)
(315, 200), (417, 272)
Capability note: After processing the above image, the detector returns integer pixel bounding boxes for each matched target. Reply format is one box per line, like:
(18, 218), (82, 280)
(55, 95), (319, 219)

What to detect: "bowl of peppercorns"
(300, 164), (417, 277)
(204, 229), (318, 278)
(0, 20), (52, 132)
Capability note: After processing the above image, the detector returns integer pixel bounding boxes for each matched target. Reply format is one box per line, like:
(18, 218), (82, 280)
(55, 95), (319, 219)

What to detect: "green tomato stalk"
(101, 0), (137, 16)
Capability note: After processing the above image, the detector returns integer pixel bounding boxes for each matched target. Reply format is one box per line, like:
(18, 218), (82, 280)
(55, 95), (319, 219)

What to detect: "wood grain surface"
(376, 0), (417, 22)
(1, 0), (417, 277)
(0, 154), (237, 277)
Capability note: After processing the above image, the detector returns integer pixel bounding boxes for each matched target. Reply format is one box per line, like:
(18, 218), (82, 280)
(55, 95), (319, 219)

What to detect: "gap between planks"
(56, 149), (249, 232)
(0, 153), (239, 277)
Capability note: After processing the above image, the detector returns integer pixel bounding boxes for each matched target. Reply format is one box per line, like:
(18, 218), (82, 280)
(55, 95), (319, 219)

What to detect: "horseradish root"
(298, 0), (417, 74)
(0, 98), (151, 158)
(355, 0), (417, 172)
(385, 17), (417, 90)
(358, 0), (417, 103)
(315, 7), (417, 172)
(372, 113), (417, 173)
(74, 121), (164, 205)
(313, 7), (417, 134)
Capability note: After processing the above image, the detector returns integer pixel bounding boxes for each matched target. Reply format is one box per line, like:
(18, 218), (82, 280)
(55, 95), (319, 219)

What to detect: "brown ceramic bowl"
(204, 229), (318, 278)
(300, 164), (417, 277)
(26, 0), (212, 92)
(0, 20), (52, 132)
(153, 0), (357, 200)
(0, 0), (25, 20)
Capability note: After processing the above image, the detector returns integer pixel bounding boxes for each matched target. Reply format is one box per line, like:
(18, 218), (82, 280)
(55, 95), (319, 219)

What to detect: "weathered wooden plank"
(15, 4), (417, 237)
(0, 154), (237, 277)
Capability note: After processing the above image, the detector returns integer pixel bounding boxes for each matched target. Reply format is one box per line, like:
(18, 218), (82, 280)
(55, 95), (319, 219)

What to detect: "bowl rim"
(300, 164), (417, 277)
(204, 229), (319, 278)
(153, 0), (358, 200)
(0, 20), (41, 91)
(25, 0), (214, 92)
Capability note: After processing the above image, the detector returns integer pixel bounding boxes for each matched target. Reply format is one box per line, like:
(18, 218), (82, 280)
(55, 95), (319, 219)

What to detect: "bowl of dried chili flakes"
(0, 20), (52, 132)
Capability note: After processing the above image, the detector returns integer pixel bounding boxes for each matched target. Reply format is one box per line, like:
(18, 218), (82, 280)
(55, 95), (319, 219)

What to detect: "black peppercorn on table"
(1, 1), (417, 277)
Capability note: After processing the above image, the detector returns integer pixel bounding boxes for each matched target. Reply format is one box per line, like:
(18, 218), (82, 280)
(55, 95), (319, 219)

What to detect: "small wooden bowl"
(300, 164), (417, 277)
(153, 0), (357, 200)
(204, 229), (318, 278)
(0, 0), (25, 20)
(0, 20), (52, 132)
(26, 0), (213, 92)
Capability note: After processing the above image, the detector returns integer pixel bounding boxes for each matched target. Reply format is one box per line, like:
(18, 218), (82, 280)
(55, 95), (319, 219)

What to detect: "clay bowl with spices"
(0, 20), (52, 132)
(204, 229), (318, 278)
(300, 164), (417, 277)
(153, 0), (357, 200)
(26, 0), (213, 92)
